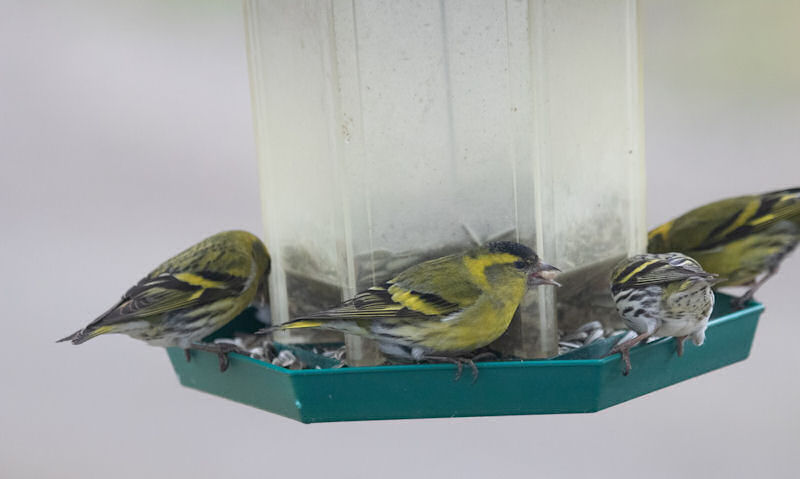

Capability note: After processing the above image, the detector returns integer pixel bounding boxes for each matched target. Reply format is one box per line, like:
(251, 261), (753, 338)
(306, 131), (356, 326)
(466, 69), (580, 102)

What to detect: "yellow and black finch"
(649, 187), (800, 308)
(262, 241), (559, 379)
(58, 230), (270, 371)
(608, 253), (717, 375)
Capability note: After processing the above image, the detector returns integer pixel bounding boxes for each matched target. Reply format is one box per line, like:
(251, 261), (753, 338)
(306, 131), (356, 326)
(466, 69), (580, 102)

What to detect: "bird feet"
(424, 356), (480, 384)
(185, 342), (245, 372)
(730, 294), (753, 311)
(675, 336), (687, 357)
(732, 267), (778, 310)
(606, 333), (651, 376)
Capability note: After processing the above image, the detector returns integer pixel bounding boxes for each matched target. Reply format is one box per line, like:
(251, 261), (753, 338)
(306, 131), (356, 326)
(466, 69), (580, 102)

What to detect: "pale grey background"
(1, 1), (798, 478)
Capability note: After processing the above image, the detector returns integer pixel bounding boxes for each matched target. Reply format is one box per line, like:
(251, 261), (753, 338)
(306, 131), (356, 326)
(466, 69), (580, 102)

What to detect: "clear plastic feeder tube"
(244, 0), (645, 365)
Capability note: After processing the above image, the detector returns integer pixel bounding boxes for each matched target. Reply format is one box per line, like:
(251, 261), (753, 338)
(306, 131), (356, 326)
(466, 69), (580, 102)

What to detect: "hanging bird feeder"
(169, 295), (762, 423)
(168, 0), (764, 421)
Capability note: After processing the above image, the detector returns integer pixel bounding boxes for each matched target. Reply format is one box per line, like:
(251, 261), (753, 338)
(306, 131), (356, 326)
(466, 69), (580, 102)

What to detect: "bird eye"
(513, 260), (527, 269)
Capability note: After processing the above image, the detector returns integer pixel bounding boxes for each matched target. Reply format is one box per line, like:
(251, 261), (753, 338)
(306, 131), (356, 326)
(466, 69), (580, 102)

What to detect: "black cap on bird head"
(485, 241), (561, 287)
(487, 241), (536, 259)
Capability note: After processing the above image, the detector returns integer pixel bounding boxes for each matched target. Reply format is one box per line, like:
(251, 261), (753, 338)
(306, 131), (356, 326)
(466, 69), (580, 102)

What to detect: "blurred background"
(1, 1), (798, 478)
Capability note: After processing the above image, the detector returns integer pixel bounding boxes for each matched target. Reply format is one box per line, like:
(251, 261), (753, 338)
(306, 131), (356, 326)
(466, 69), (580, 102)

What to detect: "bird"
(58, 230), (270, 372)
(648, 187), (800, 309)
(607, 253), (718, 375)
(261, 241), (560, 380)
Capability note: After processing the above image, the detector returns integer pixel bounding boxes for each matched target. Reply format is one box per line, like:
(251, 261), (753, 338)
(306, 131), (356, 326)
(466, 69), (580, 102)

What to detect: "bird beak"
(528, 262), (562, 287)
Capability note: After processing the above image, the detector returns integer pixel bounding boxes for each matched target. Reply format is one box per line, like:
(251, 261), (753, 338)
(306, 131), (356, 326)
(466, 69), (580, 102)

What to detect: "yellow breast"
(411, 283), (526, 355)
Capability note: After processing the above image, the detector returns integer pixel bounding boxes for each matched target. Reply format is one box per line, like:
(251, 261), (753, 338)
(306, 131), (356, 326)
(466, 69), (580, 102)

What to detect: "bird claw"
(730, 296), (750, 311)
(217, 353), (230, 372)
(608, 344), (632, 376)
(188, 342), (244, 373)
(606, 332), (651, 376)
(457, 359), (479, 384)
(453, 361), (464, 382)
(425, 356), (480, 384)
(675, 336), (687, 357)
(732, 266), (778, 310)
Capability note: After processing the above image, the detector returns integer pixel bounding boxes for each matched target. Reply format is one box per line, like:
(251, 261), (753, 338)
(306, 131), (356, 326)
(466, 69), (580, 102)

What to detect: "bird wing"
(701, 188), (800, 247)
(293, 283), (461, 323)
(386, 254), (482, 311)
(284, 253), (481, 326)
(87, 254), (252, 329)
(656, 188), (800, 252)
(621, 256), (714, 287)
(632, 255), (716, 286)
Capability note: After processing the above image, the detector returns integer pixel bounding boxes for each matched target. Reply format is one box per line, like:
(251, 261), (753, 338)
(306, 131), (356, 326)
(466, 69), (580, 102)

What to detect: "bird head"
(467, 241), (561, 289)
(647, 223), (672, 253)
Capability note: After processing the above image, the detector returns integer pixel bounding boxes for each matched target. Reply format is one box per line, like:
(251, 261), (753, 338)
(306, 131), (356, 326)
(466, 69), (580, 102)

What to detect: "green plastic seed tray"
(167, 294), (763, 423)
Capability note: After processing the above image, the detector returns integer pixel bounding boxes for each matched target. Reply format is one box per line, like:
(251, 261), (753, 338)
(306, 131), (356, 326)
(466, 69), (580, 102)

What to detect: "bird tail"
(707, 272), (728, 284)
(765, 186), (800, 198)
(256, 319), (325, 335)
(764, 188), (800, 223)
(56, 325), (113, 345)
